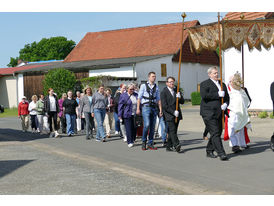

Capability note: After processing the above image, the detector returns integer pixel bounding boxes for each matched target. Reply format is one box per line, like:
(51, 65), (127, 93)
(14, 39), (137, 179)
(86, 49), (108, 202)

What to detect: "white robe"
(227, 86), (251, 147)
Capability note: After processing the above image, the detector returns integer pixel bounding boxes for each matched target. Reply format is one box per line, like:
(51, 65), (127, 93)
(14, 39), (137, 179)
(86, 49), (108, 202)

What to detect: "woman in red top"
(18, 96), (29, 132)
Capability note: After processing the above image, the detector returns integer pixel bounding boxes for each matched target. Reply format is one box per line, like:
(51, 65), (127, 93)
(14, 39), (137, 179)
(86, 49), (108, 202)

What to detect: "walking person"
(104, 88), (114, 138)
(224, 73), (251, 153)
(118, 83), (138, 148)
(92, 84), (108, 142)
(80, 86), (95, 140)
(28, 95), (39, 133)
(137, 71), (162, 150)
(58, 93), (67, 134)
(63, 90), (78, 136)
(161, 77), (184, 153)
(200, 66), (229, 161)
(80, 93), (86, 132)
(75, 91), (82, 133)
(44, 88), (60, 138)
(18, 96), (29, 132)
(37, 94), (50, 134)
(113, 84), (127, 140)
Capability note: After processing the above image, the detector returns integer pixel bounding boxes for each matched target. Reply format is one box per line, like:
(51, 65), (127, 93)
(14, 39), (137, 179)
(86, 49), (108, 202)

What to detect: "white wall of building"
(0, 76), (18, 108)
(17, 74), (24, 104)
(135, 55), (215, 99)
(224, 44), (274, 110)
(89, 65), (135, 77)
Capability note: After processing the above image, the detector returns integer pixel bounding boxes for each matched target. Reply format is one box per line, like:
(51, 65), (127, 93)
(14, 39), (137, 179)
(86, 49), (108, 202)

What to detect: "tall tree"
(7, 36), (75, 67)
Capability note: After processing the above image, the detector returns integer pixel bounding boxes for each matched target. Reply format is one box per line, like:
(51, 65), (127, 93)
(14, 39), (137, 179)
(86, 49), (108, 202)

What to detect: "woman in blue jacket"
(118, 83), (138, 148)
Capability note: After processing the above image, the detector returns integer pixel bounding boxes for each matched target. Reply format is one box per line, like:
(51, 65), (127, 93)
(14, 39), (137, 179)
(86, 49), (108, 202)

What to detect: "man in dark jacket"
(271, 82), (274, 115)
(200, 66), (229, 161)
(161, 76), (184, 153)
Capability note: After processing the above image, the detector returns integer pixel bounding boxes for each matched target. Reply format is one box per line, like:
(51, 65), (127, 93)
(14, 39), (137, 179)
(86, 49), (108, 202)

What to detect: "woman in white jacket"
(28, 95), (39, 133)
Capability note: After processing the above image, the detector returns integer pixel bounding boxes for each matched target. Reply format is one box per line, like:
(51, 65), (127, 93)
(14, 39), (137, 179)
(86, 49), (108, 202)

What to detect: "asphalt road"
(0, 106), (274, 195)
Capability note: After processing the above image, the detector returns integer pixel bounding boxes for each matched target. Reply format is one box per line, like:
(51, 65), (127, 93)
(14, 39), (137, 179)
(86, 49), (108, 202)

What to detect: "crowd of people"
(18, 68), (260, 161)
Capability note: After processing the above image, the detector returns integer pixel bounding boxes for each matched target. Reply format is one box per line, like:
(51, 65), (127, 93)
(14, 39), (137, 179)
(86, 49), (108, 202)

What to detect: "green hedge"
(191, 91), (201, 105)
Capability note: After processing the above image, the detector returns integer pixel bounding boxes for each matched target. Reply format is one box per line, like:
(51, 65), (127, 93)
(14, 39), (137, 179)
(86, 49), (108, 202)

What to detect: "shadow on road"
(0, 128), (51, 142)
(0, 159), (35, 178)
(227, 140), (272, 159)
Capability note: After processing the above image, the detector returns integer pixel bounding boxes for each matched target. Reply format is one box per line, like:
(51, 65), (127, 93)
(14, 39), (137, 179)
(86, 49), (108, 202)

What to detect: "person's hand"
(18, 116), (21, 119)
(119, 117), (123, 123)
(176, 92), (181, 98)
(159, 111), (163, 117)
(221, 103), (227, 111)
(246, 123), (252, 131)
(136, 109), (140, 115)
(174, 110), (179, 117)
(218, 91), (225, 97)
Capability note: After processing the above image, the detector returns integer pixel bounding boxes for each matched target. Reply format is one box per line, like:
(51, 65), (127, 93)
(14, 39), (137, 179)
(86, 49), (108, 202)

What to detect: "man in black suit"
(271, 81), (274, 115)
(160, 76), (184, 153)
(200, 66), (229, 161)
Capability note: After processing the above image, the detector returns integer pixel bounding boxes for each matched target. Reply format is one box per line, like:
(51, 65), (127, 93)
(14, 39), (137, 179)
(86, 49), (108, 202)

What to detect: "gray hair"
(207, 66), (218, 74)
(127, 83), (135, 89)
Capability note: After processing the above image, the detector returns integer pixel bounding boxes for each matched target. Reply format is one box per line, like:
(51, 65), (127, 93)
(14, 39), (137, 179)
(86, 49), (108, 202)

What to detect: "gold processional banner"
(188, 20), (274, 53)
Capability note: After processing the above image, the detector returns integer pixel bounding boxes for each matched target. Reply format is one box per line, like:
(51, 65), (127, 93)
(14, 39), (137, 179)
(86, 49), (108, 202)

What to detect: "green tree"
(43, 68), (77, 99)
(7, 57), (19, 67)
(7, 36), (75, 67)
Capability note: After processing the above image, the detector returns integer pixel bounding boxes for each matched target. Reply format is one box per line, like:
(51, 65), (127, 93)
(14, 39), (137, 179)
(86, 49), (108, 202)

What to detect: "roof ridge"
(85, 20), (199, 35)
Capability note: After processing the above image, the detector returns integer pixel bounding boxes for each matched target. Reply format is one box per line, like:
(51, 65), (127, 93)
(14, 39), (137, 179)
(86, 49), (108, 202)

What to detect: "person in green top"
(37, 94), (49, 134)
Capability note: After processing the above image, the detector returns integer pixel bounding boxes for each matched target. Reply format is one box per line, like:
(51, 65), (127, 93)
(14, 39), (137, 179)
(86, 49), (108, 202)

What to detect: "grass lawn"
(0, 107), (18, 118)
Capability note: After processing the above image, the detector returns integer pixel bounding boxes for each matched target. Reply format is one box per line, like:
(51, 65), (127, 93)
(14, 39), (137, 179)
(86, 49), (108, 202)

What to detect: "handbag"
(133, 114), (143, 128)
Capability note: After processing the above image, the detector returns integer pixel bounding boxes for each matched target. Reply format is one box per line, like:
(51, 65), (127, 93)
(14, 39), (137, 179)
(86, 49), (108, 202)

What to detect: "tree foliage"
(80, 75), (117, 92)
(7, 36), (75, 67)
(43, 68), (77, 99)
(7, 57), (19, 67)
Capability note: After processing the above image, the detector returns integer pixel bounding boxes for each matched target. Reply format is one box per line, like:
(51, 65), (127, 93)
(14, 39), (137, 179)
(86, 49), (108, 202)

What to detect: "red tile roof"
(224, 12), (273, 20)
(0, 64), (51, 75)
(64, 21), (199, 63)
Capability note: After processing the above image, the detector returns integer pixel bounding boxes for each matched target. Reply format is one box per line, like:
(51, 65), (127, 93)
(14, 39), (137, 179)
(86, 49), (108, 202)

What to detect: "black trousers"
(30, 114), (38, 130)
(166, 121), (180, 148)
(202, 116), (226, 156)
(48, 111), (58, 132)
(60, 116), (66, 133)
(84, 112), (94, 137)
(203, 127), (209, 137)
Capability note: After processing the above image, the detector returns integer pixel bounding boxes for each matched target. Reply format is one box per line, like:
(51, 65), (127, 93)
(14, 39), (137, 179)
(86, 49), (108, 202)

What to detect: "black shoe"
(232, 146), (242, 153)
(166, 147), (174, 152)
(175, 144), (181, 153)
(219, 154), (228, 161)
(206, 151), (217, 158)
(86, 136), (91, 140)
(142, 142), (147, 151)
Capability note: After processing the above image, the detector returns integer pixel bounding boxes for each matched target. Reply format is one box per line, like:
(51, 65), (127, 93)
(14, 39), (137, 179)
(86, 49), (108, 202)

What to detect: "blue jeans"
(113, 112), (120, 132)
(65, 114), (76, 135)
(94, 108), (106, 140)
(159, 116), (167, 142)
(142, 106), (157, 145)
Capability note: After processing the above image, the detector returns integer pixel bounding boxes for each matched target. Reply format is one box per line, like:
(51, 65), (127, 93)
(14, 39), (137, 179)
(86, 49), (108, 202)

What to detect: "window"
(161, 64), (167, 77)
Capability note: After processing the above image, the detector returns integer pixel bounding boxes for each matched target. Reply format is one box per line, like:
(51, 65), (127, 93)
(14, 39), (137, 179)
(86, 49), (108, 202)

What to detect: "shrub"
(191, 91), (201, 105)
(258, 111), (268, 119)
(270, 112), (274, 119)
(43, 68), (77, 99)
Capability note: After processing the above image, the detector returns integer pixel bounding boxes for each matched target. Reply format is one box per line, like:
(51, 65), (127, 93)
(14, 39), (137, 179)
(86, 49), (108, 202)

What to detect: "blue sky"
(0, 12), (227, 68)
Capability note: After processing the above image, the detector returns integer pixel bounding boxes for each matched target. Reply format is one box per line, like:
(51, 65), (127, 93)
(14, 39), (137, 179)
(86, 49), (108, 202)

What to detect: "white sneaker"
(37, 128), (40, 133)
(128, 143), (134, 148)
(115, 131), (119, 135)
(55, 131), (59, 138)
(123, 137), (127, 142)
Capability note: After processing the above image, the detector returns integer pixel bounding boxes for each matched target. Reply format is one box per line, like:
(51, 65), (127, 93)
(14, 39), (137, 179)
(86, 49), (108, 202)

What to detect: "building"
(0, 20), (220, 108)
(63, 21), (219, 99)
(223, 12), (274, 110)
